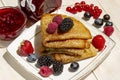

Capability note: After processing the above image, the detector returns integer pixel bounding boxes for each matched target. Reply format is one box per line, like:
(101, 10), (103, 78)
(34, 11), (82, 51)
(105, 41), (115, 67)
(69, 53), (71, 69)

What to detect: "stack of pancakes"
(40, 14), (98, 63)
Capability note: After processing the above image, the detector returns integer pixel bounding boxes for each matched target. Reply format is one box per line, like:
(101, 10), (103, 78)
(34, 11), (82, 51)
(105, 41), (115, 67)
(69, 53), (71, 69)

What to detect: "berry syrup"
(20, 0), (62, 21)
(0, 7), (26, 40)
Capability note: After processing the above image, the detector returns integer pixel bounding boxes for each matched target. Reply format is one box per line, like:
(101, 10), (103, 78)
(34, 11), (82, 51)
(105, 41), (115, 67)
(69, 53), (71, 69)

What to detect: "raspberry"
(37, 55), (53, 67)
(46, 22), (58, 34)
(39, 66), (53, 77)
(52, 15), (63, 25)
(92, 35), (106, 51)
(52, 61), (64, 75)
(58, 18), (74, 33)
(104, 26), (114, 36)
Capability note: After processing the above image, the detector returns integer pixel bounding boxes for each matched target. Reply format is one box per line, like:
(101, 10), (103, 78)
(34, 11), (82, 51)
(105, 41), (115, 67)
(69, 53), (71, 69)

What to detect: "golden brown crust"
(43, 39), (90, 49)
(54, 44), (98, 63)
(40, 41), (91, 56)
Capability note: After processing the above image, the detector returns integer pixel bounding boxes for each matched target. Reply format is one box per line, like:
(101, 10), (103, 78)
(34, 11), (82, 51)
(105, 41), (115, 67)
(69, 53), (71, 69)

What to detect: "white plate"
(5, 10), (115, 80)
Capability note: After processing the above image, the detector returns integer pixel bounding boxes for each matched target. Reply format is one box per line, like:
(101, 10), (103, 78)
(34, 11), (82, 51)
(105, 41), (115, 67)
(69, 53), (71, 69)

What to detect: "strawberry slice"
(18, 40), (34, 56)
(92, 35), (106, 51)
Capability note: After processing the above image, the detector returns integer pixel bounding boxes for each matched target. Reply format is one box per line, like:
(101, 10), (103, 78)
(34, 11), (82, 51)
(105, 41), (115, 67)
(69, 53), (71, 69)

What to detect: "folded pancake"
(40, 44), (97, 56)
(43, 39), (90, 49)
(40, 13), (98, 63)
(41, 14), (92, 48)
(54, 44), (98, 63)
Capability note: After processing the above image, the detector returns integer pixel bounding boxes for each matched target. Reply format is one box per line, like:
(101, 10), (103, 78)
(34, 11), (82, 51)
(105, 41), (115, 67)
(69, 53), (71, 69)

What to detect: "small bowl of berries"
(0, 6), (27, 40)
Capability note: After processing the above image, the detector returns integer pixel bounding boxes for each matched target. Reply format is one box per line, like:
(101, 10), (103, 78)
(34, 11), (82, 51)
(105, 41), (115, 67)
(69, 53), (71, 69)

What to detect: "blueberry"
(69, 62), (79, 72)
(84, 12), (92, 20)
(103, 14), (110, 21)
(27, 54), (37, 62)
(105, 21), (113, 26)
(94, 18), (103, 27)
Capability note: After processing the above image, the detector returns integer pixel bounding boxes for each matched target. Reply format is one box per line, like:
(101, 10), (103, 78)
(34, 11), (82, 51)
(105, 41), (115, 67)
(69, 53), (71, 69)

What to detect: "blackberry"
(37, 55), (53, 67)
(52, 61), (64, 75)
(62, 18), (73, 23)
(58, 18), (73, 33)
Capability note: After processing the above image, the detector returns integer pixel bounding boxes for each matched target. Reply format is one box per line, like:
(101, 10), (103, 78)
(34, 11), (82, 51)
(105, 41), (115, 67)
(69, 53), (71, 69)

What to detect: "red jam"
(0, 7), (27, 40)
(20, 0), (62, 21)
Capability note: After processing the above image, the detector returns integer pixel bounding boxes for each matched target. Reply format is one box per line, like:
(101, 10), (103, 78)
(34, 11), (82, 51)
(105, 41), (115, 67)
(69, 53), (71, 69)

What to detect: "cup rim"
(0, 6), (27, 40)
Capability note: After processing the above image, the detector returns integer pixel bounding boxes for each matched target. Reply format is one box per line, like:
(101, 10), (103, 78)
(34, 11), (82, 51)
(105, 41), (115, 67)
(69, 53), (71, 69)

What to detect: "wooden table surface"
(0, 0), (120, 80)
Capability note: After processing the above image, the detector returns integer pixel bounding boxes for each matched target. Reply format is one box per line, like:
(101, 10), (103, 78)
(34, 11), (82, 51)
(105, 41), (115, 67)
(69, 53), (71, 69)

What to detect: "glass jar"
(20, 0), (62, 21)
(0, 7), (27, 47)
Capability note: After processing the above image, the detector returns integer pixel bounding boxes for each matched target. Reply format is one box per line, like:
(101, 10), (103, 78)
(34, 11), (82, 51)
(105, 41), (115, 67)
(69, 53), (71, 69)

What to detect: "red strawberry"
(92, 35), (106, 51)
(18, 40), (34, 56)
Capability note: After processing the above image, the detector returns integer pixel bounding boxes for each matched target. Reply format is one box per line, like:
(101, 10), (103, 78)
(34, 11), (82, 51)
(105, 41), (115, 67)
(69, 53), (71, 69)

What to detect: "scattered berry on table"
(89, 4), (94, 12)
(92, 35), (106, 51)
(66, 6), (78, 14)
(80, 1), (86, 5)
(103, 14), (110, 21)
(37, 55), (53, 67)
(84, 4), (90, 11)
(92, 10), (101, 19)
(71, 6), (78, 14)
(92, 6), (102, 19)
(74, 2), (80, 7)
(46, 22), (58, 34)
(69, 62), (79, 72)
(94, 18), (104, 27)
(66, 6), (72, 12)
(52, 61), (64, 75)
(65, 1), (102, 18)
(58, 18), (74, 33)
(39, 66), (53, 77)
(27, 53), (37, 62)
(52, 15), (63, 25)
(18, 40), (34, 56)
(83, 11), (92, 20)
(105, 21), (113, 26)
(104, 26), (114, 37)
